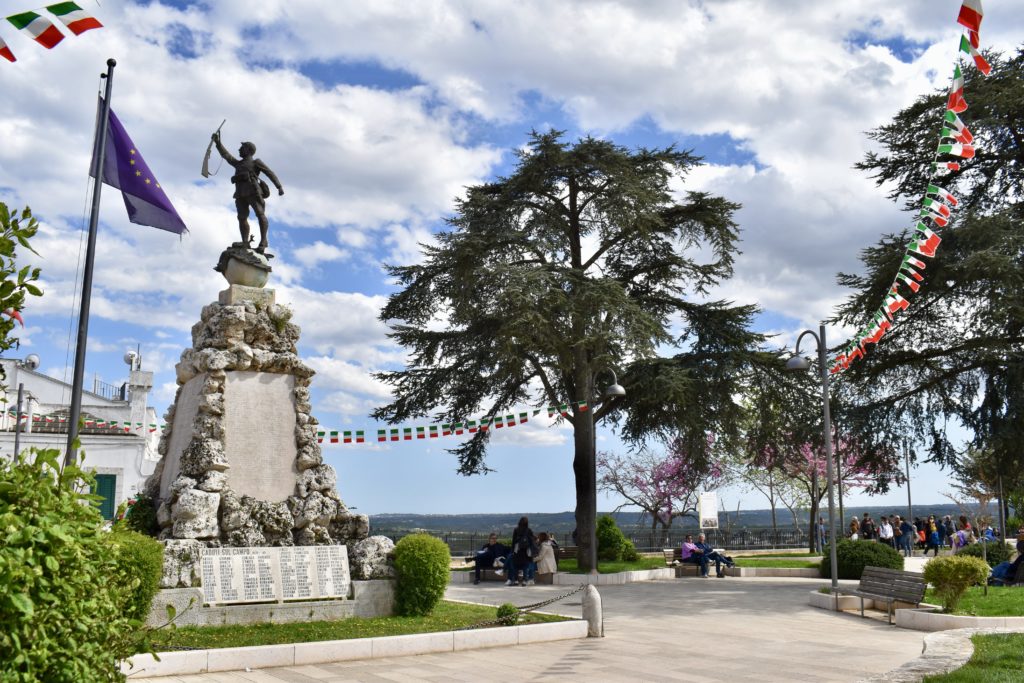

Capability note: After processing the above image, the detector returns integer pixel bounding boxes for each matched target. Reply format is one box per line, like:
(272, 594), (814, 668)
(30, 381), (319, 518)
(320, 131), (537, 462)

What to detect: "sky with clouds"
(0, 0), (1019, 518)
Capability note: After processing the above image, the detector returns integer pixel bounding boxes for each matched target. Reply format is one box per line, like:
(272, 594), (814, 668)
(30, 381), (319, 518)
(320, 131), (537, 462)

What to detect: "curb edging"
(122, 619), (587, 679)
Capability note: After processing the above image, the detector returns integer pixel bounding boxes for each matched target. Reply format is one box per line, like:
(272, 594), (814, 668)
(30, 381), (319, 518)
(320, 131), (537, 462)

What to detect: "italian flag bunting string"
(832, 1), (989, 375)
(1, 2), (102, 63)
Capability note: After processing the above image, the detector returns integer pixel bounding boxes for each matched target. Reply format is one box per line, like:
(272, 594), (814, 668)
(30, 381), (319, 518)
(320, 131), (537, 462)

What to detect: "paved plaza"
(135, 576), (928, 682)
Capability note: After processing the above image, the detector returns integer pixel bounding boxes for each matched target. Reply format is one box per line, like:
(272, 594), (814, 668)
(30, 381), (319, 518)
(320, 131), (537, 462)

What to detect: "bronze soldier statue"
(212, 132), (284, 253)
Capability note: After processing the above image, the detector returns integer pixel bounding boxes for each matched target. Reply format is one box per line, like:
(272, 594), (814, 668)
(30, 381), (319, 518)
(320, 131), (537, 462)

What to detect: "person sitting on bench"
(466, 533), (509, 584)
(695, 532), (735, 577)
(681, 534), (712, 577)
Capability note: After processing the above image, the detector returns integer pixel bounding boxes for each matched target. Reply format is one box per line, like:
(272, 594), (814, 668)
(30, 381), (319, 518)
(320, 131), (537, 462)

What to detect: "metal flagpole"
(13, 383), (23, 458)
(65, 58), (116, 467)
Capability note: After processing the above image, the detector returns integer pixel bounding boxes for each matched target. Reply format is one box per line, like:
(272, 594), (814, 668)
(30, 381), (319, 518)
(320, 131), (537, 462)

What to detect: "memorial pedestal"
(145, 283), (369, 560)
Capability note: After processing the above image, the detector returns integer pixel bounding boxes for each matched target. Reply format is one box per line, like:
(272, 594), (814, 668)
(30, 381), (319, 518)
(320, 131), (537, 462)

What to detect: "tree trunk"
(573, 405), (598, 574)
(808, 498), (819, 553)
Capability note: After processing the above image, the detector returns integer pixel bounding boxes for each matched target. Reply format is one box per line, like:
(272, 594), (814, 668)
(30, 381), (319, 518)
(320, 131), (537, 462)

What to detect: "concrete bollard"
(582, 584), (603, 637)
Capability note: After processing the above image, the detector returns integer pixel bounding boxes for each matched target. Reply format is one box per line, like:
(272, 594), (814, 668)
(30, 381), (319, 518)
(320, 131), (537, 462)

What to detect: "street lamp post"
(786, 324), (839, 594)
(583, 368), (626, 574)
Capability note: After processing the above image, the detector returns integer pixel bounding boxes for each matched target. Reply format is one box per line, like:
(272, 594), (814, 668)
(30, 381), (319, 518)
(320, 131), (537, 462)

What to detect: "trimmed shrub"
(820, 540), (903, 580)
(596, 515), (627, 561)
(955, 540), (1012, 568)
(0, 449), (146, 682)
(393, 533), (450, 616)
(106, 531), (164, 622)
(621, 538), (640, 562)
(923, 555), (991, 613)
(496, 602), (519, 625)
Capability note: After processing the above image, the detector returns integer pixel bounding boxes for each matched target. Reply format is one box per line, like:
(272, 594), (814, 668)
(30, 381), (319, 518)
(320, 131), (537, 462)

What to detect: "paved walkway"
(136, 576), (927, 682)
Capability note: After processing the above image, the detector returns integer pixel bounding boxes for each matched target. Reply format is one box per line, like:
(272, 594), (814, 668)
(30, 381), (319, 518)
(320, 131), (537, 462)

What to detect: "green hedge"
(393, 533), (450, 616)
(106, 531), (164, 622)
(0, 449), (146, 682)
(820, 540), (903, 580)
(955, 541), (1012, 568)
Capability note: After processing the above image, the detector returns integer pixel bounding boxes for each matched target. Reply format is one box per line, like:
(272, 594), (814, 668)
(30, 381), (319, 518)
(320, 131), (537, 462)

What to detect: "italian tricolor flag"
(920, 208), (948, 228)
(903, 254), (927, 273)
(0, 36), (14, 63)
(885, 293), (910, 317)
(910, 224), (942, 258)
(927, 185), (958, 207)
(959, 34), (990, 75)
(378, 429), (387, 442)
(922, 197), (952, 218)
(943, 110), (974, 144)
(329, 430), (339, 443)
(7, 11), (64, 49)
(895, 273), (921, 293)
(947, 65), (967, 113)
(957, 0), (983, 33)
(937, 143), (975, 159)
(931, 161), (961, 174)
(46, 2), (102, 36)
(429, 425), (438, 438)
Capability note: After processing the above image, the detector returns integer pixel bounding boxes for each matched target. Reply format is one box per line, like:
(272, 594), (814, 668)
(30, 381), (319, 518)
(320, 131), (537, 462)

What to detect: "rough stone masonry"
(145, 285), (369, 556)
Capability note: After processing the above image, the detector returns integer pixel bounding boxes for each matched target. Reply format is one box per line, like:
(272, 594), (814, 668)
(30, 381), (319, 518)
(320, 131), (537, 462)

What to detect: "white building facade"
(0, 357), (161, 519)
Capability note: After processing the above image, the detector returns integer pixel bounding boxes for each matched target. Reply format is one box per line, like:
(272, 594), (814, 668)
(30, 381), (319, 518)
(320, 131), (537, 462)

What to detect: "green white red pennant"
(832, 5), (990, 375)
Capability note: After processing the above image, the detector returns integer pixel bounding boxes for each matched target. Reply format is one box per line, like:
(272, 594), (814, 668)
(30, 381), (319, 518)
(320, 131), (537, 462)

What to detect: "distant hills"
(369, 503), (966, 534)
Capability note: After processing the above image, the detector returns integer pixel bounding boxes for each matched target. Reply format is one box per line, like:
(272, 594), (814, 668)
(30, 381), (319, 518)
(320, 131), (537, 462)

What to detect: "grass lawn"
(924, 633), (1024, 682)
(734, 552), (823, 559)
(147, 601), (566, 652)
(559, 557), (665, 574)
(924, 586), (1024, 617)
(735, 558), (820, 569)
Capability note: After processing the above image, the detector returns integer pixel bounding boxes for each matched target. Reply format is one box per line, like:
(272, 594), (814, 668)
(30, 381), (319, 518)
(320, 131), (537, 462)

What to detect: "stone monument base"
(147, 580), (395, 628)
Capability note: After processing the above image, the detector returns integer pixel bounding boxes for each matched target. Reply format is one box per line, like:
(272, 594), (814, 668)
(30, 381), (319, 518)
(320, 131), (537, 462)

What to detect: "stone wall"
(145, 286), (368, 551)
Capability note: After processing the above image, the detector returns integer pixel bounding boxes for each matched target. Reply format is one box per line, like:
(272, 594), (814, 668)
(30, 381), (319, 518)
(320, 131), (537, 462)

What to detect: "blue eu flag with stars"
(90, 98), (188, 235)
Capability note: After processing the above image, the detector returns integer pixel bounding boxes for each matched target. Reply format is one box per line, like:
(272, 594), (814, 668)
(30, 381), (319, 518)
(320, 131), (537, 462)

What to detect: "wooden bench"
(662, 548), (701, 577)
(556, 546), (578, 562)
(844, 565), (927, 624)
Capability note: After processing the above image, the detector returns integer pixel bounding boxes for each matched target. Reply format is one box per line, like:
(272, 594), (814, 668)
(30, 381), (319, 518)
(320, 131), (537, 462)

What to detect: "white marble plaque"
(201, 546), (350, 605)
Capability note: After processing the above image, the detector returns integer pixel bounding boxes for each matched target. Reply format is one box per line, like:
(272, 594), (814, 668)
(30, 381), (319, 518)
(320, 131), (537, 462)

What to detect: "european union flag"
(90, 98), (187, 235)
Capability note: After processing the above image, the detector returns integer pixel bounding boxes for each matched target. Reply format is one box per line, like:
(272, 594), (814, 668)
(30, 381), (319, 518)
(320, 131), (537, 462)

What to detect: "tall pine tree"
(375, 131), (766, 572)
(835, 48), (1023, 486)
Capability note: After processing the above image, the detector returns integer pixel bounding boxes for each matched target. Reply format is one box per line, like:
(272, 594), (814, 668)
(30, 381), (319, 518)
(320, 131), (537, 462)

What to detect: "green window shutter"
(91, 474), (117, 520)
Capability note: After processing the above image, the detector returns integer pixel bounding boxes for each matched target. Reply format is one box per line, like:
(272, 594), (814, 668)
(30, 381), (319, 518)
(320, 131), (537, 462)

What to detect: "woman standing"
(507, 517), (537, 586)
(535, 532), (557, 578)
(924, 515), (941, 557)
(849, 517), (861, 540)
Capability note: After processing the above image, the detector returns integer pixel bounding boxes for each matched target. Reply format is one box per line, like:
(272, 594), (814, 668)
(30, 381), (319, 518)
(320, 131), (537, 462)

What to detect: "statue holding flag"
(211, 131), (284, 254)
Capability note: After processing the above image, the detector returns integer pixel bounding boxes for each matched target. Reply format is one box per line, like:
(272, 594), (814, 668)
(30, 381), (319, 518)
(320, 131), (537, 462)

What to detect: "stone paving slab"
(132, 577), (926, 682)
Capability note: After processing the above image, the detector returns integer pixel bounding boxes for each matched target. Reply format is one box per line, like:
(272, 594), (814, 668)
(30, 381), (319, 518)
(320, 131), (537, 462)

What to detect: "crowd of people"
(847, 512), (1006, 558)
(464, 517), (558, 586)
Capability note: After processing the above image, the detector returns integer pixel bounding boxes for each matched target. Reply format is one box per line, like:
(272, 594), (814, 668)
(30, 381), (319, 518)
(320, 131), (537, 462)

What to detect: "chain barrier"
(455, 583), (588, 631)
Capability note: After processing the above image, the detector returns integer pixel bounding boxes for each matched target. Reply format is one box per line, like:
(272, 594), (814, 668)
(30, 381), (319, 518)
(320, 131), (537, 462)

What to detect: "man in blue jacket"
(695, 533), (736, 578)
(466, 533), (510, 584)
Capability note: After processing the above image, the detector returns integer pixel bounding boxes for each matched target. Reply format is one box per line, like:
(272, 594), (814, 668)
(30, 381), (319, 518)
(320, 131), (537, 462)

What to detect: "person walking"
(849, 516), (861, 540)
(861, 513), (876, 541)
(896, 515), (915, 557)
(925, 515), (941, 557)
